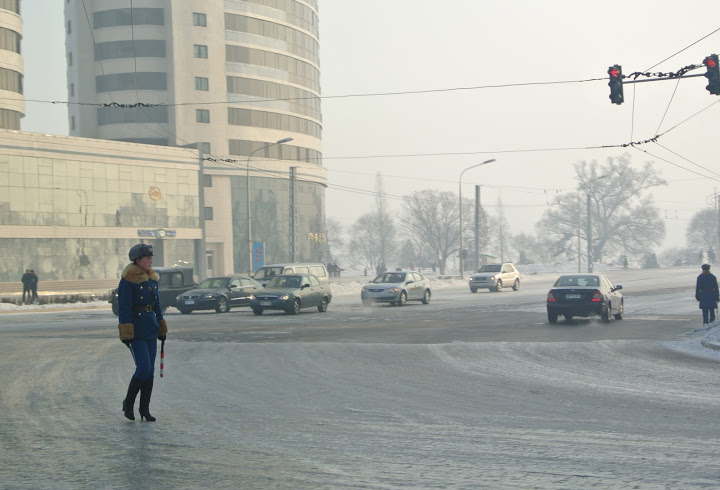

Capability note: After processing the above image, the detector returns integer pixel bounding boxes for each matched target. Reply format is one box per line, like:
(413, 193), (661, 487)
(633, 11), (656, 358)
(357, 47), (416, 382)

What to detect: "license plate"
(260, 301), (272, 306)
(185, 300), (195, 305)
(566, 294), (581, 299)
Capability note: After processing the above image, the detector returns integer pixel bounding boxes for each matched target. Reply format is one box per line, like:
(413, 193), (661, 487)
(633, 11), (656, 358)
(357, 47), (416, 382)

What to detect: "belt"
(133, 305), (154, 313)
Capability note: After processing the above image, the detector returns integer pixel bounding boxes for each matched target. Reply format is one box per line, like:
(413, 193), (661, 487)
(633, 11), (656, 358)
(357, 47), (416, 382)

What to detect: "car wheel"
(564, 314), (573, 321)
(396, 291), (407, 306)
(421, 289), (431, 304)
(494, 280), (502, 292)
(512, 279), (520, 291)
(286, 298), (301, 314)
(600, 303), (610, 322)
(614, 300), (624, 320)
(318, 297), (328, 312)
(362, 299), (372, 307)
(215, 296), (229, 313)
(111, 301), (119, 316)
(470, 287), (478, 293)
(548, 311), (558, 324)
(178, 308), (192, 315)
(252, 308), (263, 315)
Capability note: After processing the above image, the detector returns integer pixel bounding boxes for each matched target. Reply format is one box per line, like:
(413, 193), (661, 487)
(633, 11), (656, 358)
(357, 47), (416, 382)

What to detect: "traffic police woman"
(117, 244), (168, 421)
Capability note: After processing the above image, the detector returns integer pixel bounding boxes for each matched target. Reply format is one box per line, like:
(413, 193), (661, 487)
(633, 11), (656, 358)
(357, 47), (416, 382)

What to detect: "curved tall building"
(0, 0), (24, 129)
(64, 0), (325, 274)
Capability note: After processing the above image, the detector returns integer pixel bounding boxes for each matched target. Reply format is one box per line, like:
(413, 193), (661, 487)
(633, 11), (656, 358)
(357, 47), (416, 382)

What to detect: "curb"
(701, 340), (720, 352)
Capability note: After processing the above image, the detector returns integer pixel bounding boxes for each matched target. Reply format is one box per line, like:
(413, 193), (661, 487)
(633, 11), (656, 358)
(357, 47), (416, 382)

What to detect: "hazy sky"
(20, 1), (720, 251)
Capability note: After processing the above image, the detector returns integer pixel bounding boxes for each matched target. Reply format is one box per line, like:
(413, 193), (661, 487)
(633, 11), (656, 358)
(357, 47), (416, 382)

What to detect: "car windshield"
(374, 273), (406, 283)
(198, 278), (230, 289)
(267, 276), (302, 288)
(555, 276), (599, 287)
(477, 265), (501, 273)
(254, 267), (284, 280)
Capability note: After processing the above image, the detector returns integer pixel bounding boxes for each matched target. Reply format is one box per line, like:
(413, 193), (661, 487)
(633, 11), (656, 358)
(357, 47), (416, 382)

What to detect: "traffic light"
(607, 65), (623, 105)
(703, 54), (720, 95)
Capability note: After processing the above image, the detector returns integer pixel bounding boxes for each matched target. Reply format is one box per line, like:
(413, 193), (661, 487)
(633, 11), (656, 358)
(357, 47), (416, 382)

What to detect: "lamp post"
(246, 137), (293, 274)
(459, 158), (496, 279)
(579, 174), (609, 273)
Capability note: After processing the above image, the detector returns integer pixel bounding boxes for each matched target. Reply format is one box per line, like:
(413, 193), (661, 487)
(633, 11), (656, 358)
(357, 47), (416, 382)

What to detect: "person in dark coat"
(117, 243), (168, 421)
(29, 270), (39, 303)
(21, 269), (32, 304)
(695, 264), (719, 325)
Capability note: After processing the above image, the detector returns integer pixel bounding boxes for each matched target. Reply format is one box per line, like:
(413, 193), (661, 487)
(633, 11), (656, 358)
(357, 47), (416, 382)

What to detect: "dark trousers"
(31, 287), (38, 302)
(22, 286), (30, 303)
(702, 308), (716, 324)
(128, 338), (157, 380)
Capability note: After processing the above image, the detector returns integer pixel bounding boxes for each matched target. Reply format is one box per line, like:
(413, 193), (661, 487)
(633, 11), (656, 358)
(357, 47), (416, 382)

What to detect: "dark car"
(176, 276), (260, 314)
(249, 273), (332, 315)
(110, 266), (197, 316)
(546, 273), (624, 324)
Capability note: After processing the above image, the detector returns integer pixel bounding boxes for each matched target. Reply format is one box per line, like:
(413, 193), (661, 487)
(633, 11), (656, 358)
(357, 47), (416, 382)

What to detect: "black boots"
(122, 377), (143, 420)
(138, 377), (156, 422)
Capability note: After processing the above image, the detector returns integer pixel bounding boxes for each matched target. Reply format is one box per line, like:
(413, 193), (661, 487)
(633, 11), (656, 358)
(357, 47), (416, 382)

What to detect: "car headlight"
(279, 294), (290, 301)
(361, 287), (367, 293)
(248, 293), (255, 300)
(490, 275), (496, 280)
(388, 287), (399, 293)
(203, 293), (216, 299)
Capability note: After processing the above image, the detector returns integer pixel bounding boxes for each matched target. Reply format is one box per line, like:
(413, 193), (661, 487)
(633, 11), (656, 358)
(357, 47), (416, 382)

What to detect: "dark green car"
(249, 274), (332, 315)
(109, 266), (197, 316)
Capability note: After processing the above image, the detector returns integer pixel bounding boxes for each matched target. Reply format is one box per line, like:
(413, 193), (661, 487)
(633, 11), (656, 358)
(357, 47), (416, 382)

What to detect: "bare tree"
(536, 154), (666, 263)
(325, 217), (345, 263)
(347, 213), (396, 272)
(686, 208), (718, 250)
(400, 189), (460, 275)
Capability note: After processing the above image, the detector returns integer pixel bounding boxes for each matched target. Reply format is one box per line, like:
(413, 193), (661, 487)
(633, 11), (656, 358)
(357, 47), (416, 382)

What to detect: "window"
(71, 116), (75, 130)
(196, 109), (210, 123)
(95, 40), (166, 60)
(96, 72), (167, 92)
(193, 12), (207, 27)
(193, 44), (208, 59)
(203, 174), (212, 187)
(198, 142), (211, 155)
(204, 207), (213, 220)
(195, 77), (209, 91)
(93, 8), (164, 29)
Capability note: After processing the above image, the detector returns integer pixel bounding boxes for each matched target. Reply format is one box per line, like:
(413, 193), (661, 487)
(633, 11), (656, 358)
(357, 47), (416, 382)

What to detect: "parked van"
(253, 263), (329, 287)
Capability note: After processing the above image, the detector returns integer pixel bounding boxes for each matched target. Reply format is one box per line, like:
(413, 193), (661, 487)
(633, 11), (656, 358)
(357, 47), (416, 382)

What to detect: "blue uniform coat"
(118, 264), (164, 339)
(695, 272), (719, 310)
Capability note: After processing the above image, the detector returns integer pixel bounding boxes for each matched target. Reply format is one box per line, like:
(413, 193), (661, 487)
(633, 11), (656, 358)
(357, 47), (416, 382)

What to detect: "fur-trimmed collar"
(122, 264), (160, 284)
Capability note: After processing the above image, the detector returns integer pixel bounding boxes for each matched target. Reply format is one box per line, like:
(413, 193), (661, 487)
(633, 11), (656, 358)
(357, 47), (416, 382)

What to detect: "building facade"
(0, 130), (201, 282)
(64, 0), (326, 274)
(0, 0), (24, 130)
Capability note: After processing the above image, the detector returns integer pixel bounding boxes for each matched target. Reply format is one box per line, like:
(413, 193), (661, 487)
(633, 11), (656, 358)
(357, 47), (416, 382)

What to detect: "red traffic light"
(608, 67), (620, 78)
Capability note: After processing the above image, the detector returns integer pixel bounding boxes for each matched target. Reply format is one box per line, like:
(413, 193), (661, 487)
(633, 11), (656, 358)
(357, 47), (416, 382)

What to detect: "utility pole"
(587, 193), (593, 273)
(289, 167), (297, 262)
(474, 185), (481, 270)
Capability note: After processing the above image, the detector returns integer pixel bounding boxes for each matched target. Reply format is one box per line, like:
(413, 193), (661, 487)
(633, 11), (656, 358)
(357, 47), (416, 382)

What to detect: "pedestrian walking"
(695, 264), (719, 325)
(21, 269), (32, 304)
(117, 244), (168, 421)
(29, 270), (39, 304)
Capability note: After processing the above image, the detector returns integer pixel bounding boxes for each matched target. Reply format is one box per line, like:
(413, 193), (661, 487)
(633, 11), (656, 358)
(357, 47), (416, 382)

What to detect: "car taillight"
(591, 290), (602, 302)
(547, 291), (556, 302)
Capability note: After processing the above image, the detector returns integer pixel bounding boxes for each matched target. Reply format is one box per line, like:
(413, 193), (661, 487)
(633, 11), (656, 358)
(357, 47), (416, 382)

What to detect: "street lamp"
(459, 158), (496, 279)
(578, 174), (609, 273)
(246, 137), (293, 275)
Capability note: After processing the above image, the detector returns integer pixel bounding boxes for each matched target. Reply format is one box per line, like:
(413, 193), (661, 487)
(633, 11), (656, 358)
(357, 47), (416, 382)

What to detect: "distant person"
(364, 268), (368, 277)
(621, 255), (628, 270)
(29, 270), (39, 304)
(117, 243), (168, 422)
(695, 264), (719, 325)
(21, 269), (32, 304)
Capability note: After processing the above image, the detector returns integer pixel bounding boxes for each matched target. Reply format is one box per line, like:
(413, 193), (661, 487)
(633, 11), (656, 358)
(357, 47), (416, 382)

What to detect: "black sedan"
(546, 273), (623, 323)
(176, 276), (260, 314)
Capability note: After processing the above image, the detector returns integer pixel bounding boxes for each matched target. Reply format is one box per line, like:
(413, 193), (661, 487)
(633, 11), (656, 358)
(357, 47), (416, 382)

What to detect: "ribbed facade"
(0, 0), (24, 130)
(64, 0), (325, 274)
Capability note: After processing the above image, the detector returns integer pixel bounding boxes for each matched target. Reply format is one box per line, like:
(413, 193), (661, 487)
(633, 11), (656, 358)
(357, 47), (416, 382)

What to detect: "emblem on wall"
(149, 186), (162, 201)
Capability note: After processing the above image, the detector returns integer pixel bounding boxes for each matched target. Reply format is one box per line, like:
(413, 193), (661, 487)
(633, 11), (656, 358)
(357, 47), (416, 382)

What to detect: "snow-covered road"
(2, 266), (720, 488)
